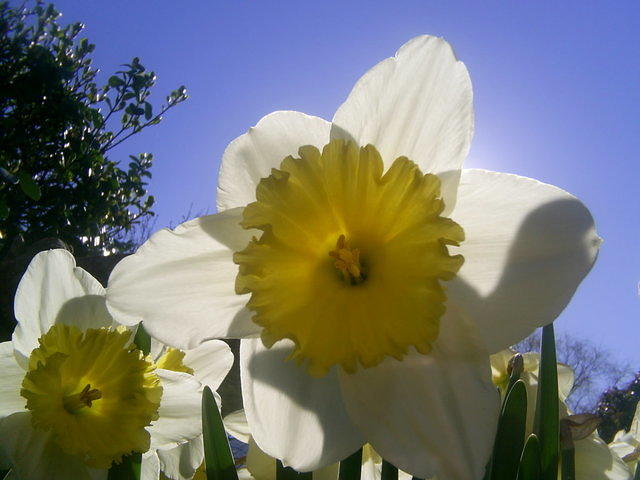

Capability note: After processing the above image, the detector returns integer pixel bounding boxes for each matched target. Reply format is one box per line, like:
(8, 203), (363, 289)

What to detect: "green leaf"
(490, 380), (527, 480)
(107, 453), (141, 480)
(276, 461), (312, 480)
(560, 446), (575, 480)
(517, 435), (541, 480)
(133, 324), (151, 355)
(202, 386), (238, 480)
(533, 324), (559, 480)
(339, 449), (362, 480)
(144, 101), (152, 120)
(635, 463), (640, 480)
(108, 75), (125, 87)
(18, 172), (41, 200)
(381, 461), (398, 480)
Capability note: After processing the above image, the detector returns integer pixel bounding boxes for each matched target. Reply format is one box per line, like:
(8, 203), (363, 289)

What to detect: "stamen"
(63, 383), (102, 413)
(329, 234), (365, 284)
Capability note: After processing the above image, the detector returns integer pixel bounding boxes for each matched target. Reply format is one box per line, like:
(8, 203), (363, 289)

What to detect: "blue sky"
(52, 1), (639, 366)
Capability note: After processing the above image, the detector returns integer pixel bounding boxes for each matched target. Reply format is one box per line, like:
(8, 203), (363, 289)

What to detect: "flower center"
(21, 324), (162, 468)
(63, 383), (102, 413)
(329, 234), (365, 284)
(234, 139), (464, 376)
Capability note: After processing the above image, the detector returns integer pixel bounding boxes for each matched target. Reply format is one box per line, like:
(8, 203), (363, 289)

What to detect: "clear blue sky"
(52, 1), (639, 366)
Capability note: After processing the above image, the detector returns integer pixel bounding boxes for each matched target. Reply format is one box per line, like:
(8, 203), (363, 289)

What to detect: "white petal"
(223, 409), (251, 443)
(557, 362), (575, 402)
(0, 342), (26, 419)
(338, 309), (500, 480)
(574, 434), (633, 480)
(156, 436), (204, 480)
(13, 249), (112, 359)
(217, 111), (331, 211)
(106, 209), (261, 350)
(141, 450), (160, 480)
(240, 338), (364, 471)
(246, 438), (276, 480)
(184, 340), (234, 391)
(0, 412), (106, 480)
(331, 35), (473, 210)
(448, 169), (600, 352)
(149, 369), (203, 450)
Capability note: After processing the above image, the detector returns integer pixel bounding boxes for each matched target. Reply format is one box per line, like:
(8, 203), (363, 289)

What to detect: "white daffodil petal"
(184, 340), (234, 391)
(557, 362), (575, 402)
(148, 369), (203, 450)
(13, 249), (112, 359)
(240, 338), (364, 471)
(338, 309), (500, 480)
(246, 438), (276, 480)
(0, 412), (106, 480)
(223, 409), (251, 444)
(141, 450), (161, 480)
(448, 169), (600, 353)
(217, 111), (331, 211)
(157, 436), (204, 480)
(574, 435), (632, 480)
(107, 209), (260, 350)
(331, 35), (472, 209)
(0, 342), (26, 419)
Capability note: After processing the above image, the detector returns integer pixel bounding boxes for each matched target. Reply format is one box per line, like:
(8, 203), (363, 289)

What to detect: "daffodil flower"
(141, 338), (234, 480)
(107, 35), (600, 478)
(490, 349), (631, 480)
(610, 402), (640, 476)
(0, 250), (230, 480)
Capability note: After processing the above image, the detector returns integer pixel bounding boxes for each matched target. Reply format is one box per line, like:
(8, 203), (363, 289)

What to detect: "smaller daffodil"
(141, 339), (233, 480)
(0, 250), (226, 480)
(609, 402), (640, 476)
(490, 349), (632, 480)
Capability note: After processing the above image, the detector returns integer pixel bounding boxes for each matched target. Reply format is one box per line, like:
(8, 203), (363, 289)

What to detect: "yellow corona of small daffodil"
(107, 36), (600, 479)
(490, 349), (632, 480)
(0, 250), (231, 480)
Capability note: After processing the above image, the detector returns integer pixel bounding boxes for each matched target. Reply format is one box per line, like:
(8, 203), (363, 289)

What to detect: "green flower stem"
(381, 460), (398, 480)
(339, 448), (363, 480)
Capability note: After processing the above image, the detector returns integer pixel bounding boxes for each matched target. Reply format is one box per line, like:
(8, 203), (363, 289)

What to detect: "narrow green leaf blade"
(560, 447), (575, 480)
(276, 461), (312, 480)
(339, 448), (362, 480)
(517, 434), (541, 480)
(202, 386), (238, 480)
(533, 325), (559, 480)
(133, 324), (151, 355)
(491, 380), (528, 480)
(381, 460), (398, 480)
(107, 453), (141, 480)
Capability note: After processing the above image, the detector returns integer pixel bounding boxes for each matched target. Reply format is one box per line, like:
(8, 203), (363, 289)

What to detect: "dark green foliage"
(0, 1), (187, 258)
(533, 325), (559, 480)
(202, 386), (238, 480)
(276, 461), (312, 480)
(595, 372), (640, 443)
(107, 454), (141, 480)
(490, 380), (527, 480)
(338, 449), (363, 480)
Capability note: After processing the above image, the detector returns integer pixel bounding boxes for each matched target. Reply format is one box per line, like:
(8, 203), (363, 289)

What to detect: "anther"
(329, 235), (365, 284)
